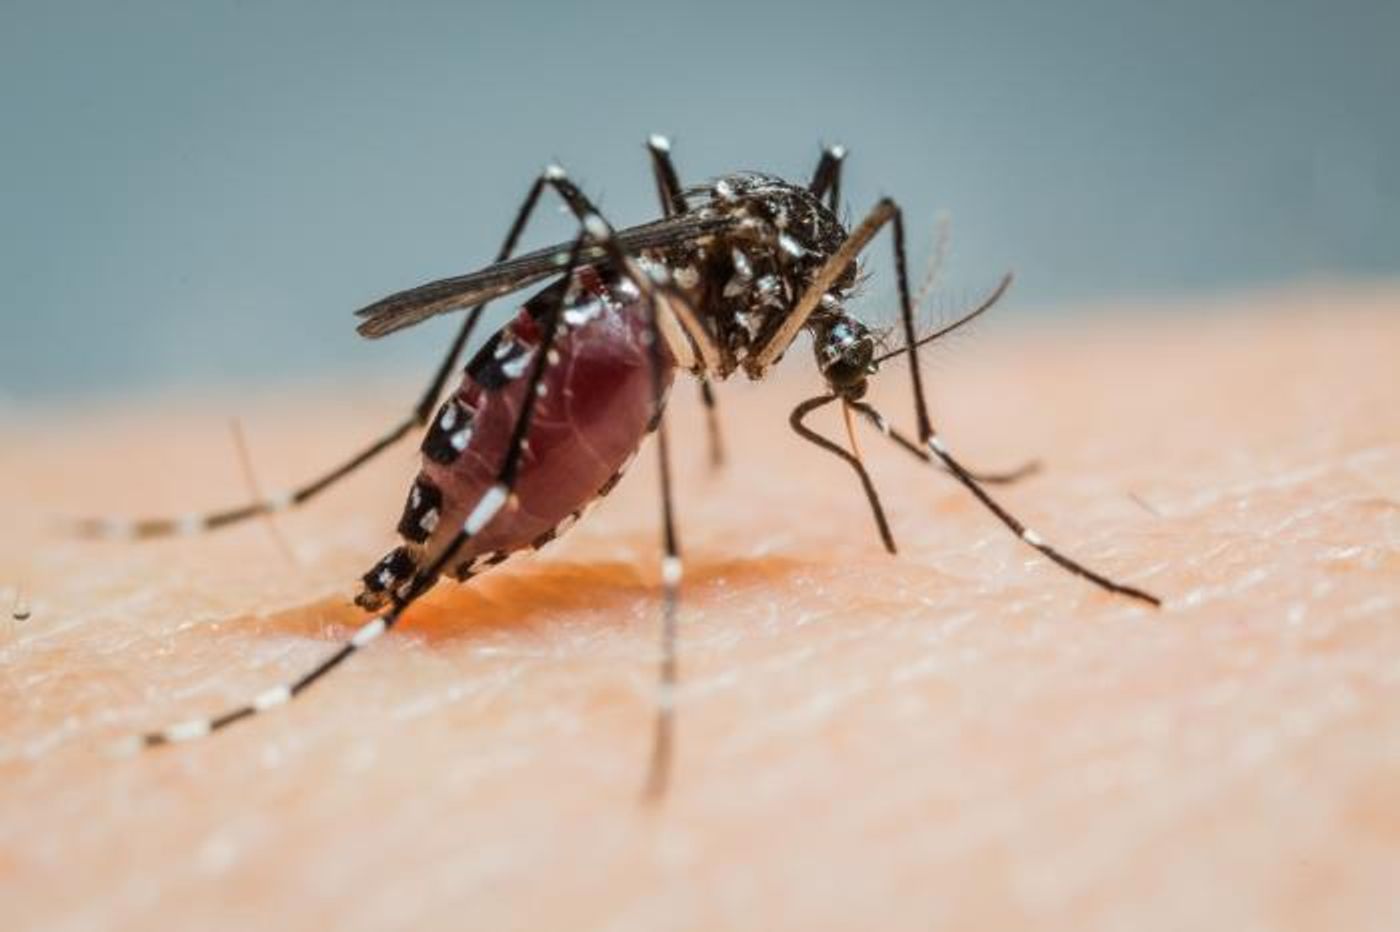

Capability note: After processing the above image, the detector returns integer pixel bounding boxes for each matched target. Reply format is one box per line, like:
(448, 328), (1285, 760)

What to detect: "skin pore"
(2, 287), (1398, 931)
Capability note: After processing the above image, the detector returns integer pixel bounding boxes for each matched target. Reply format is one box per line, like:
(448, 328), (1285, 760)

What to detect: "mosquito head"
(814, 313), (877, 398)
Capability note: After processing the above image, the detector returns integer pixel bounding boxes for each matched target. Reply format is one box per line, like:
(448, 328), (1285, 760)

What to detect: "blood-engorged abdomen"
(356, 266), (675, 610)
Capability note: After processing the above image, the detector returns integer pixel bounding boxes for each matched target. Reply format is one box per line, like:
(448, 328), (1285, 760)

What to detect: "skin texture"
(1, 286), (1397, 931)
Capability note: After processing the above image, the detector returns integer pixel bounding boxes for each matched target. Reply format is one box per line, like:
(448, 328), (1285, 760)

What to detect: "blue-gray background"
(2, 0), (1396, 400)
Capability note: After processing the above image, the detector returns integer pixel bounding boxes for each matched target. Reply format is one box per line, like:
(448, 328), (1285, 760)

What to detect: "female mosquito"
(89, 137), (1161, 794)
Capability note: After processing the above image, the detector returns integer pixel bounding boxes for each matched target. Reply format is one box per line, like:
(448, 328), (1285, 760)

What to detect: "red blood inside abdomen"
(418, 268), (675, 577)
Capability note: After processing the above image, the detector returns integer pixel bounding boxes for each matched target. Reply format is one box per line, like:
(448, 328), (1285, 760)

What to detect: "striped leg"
(860, 410), (1039, 485)
(478, 165), (696, 796)
(124, 169), (703, 754)
(490, 158), (700, 796)
(125, 228), (594, 751)
(646, 134), (725, 470)
(530, 167), (696, 797)
(537, 168), (720, 373)
(698, 376), (725, 470)
(864, 208), (1161, 608)
(646, 133), (686, 219)
(74, 169), (587, 542)
(642, 321), (684, 800)
(871, 273), (1038, 485)
(808, 144), (847, 213)
(852, 401), (1160, 605)
(637, 137), (687, 790)
(788, 390), (1042, 559)
(790, 394), (897, 554)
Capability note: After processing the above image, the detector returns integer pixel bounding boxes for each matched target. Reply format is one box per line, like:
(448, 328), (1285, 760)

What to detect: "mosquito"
(87, 138), (1161, 794)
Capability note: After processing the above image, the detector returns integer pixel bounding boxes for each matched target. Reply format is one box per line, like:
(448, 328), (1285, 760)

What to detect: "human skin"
(1, 287), (1397, 931)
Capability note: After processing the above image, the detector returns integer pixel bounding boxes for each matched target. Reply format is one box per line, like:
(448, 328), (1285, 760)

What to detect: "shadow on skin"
(236, 552), (816, 646)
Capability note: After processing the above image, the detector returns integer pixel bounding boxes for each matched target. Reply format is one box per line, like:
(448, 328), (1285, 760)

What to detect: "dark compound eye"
(824, 354), (868, 390)
(816, 319), (875, 392)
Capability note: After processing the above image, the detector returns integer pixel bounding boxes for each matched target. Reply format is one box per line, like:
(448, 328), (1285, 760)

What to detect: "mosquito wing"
(355, 212), (736, 338)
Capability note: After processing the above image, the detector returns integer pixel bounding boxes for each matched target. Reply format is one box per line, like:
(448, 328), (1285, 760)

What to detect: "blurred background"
(1, 0), (1395, 401)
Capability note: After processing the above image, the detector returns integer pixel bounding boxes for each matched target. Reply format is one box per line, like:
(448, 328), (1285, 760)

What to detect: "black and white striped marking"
(119, 201), (588, 751)
(123, 477), (526, 752)
(854, 403), (1160, 607)
(359, 546), (418, 603)
(421, 397), (475, 465)
(119, 607), (394, 753)
(396, 476), (444, 544)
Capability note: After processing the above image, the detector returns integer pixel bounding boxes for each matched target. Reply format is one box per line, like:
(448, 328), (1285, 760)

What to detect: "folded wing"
(355, 213), (736, 338)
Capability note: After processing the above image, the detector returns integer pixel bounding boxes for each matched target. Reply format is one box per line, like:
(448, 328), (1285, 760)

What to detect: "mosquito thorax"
(664, 173), (852, 379)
